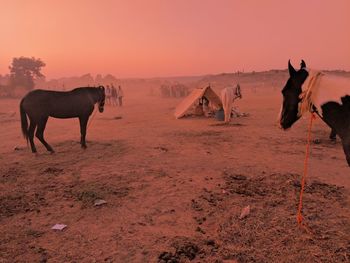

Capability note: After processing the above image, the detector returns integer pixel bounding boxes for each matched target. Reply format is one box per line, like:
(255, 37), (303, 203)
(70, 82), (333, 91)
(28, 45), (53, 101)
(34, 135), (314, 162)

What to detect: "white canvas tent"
(174, 86), (222, 119)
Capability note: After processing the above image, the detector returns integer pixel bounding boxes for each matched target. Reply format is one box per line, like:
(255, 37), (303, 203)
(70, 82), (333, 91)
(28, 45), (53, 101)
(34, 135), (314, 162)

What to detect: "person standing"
(105, 85), (111, 105)
(118, 85), (124, 106)
(111, 84), (118, 106)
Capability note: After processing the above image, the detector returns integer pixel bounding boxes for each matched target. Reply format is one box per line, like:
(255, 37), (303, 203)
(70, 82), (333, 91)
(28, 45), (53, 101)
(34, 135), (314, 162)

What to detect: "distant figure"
(202, 97), (210, 117)
(194, 99), (204, 116)
(111, 84), (118, 106)
(221, 84), (242, 123)
(105, 85), (111, 105)
(160, 84), (171, 97)
(118, 86), (124, 106)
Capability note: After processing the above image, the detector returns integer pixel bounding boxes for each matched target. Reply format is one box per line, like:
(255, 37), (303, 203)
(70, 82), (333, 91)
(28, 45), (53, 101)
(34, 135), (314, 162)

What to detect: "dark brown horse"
(20, 86), (105, 153)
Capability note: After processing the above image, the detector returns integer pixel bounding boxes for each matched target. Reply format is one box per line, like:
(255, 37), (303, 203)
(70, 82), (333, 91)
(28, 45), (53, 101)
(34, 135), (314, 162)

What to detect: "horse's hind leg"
(36, 117), (54, 153)
(79, 116), (89, 149)
(28, 121), (37, 153)
(329, 128), (337, 142)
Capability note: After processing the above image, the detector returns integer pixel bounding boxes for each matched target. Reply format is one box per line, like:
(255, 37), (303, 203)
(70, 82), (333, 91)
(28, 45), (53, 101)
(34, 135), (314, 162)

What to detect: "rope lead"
(297, 113), (316, 226)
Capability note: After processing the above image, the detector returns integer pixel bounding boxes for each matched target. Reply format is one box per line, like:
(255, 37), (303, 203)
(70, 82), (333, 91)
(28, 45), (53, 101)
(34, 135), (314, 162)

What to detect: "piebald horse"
(279, 60), (350, 166)
(20, 86), (105, 153)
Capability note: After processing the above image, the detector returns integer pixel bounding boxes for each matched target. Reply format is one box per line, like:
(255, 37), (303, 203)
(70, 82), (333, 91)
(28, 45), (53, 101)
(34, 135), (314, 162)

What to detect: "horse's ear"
(288, 60), (296, 76)
(300, 59), (306, 69)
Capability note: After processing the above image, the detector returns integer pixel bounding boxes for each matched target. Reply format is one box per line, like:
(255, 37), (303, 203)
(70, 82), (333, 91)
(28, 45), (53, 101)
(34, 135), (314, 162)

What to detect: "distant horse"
(20, 86), (105, 153)
(279, 60), (350, 166)
(221, 84), (242, 122)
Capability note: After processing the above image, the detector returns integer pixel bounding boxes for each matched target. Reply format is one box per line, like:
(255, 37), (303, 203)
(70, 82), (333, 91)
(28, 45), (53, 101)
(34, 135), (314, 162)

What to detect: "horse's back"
(221, 87), (234, 102)
(22, 89), (66, 107)
(22, 88), (92, 103)
(23, 89), (66, 100)
(21, 88), (94, 119)
(314, 74), (350, 111)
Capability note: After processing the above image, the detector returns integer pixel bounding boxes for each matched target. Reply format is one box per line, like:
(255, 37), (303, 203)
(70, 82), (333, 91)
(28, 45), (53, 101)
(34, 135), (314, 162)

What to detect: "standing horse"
(279, 60), (350, 166)
(221, 84), (242, 123)
(20, 86), (105, 153)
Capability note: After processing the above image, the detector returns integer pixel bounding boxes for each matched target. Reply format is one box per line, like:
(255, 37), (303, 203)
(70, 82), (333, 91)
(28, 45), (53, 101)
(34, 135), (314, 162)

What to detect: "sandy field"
(0, 78), (349, 262)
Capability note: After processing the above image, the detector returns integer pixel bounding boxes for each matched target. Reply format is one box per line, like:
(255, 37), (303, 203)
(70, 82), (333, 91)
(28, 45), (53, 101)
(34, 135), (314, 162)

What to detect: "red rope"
(297, 113), (316, 226)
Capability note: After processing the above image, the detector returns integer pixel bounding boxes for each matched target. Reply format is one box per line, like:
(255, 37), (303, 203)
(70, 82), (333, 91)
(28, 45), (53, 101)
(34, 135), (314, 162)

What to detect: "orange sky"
(1, 0), (350, 78)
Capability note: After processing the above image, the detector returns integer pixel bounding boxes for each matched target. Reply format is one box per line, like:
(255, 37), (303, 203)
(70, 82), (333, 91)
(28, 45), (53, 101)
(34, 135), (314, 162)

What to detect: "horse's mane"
(298, 70), (324, 116)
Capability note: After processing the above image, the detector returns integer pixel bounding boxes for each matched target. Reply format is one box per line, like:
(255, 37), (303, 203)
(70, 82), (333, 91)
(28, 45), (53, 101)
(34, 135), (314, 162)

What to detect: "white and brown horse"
(221, 84), (242, 122)
(279, 60), (350, 166)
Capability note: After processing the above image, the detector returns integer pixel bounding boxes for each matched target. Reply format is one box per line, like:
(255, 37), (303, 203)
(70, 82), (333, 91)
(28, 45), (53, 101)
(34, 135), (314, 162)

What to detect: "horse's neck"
(86, 89), (100, 104)
(311, 74), (350, 115)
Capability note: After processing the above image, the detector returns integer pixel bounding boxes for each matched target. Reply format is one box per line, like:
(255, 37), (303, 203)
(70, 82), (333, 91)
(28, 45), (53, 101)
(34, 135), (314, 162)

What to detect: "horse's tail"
(20, 99), (29, 143)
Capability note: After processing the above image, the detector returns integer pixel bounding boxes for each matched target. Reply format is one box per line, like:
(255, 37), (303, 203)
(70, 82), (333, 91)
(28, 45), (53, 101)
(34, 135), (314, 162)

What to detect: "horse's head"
(97, 86), (105, 112)
(279, 60), (309, 129)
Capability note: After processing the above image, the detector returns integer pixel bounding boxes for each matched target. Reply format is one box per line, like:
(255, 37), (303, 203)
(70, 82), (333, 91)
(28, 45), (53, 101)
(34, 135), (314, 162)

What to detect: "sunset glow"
(1, 0), (350, 78)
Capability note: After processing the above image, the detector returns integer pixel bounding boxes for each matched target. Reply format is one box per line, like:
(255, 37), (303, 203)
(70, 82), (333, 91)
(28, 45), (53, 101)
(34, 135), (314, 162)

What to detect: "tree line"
(0, 57), (122, 97)
(0, 56), (45, 97)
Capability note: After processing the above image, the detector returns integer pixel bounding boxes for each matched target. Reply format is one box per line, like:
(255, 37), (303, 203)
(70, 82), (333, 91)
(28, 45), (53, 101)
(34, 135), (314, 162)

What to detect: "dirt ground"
(0, 84), (349, 262)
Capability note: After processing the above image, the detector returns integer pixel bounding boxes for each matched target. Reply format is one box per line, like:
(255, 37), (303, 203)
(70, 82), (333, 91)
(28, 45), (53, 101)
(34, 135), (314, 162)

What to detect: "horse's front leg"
(341, 136), (350, 166)
(79, 116), (89, 149)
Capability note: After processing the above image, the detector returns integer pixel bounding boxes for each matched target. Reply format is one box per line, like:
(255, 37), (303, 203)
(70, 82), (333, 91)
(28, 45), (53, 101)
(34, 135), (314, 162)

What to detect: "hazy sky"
(1, 0), (349, 78)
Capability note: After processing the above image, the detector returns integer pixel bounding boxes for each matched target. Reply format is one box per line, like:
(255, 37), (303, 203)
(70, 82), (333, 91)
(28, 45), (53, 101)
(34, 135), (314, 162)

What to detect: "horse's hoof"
(81, 145), (87, 150)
